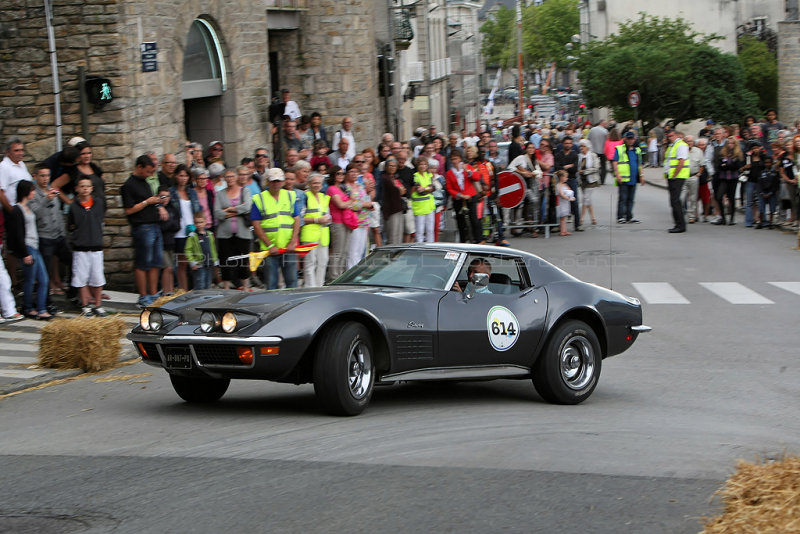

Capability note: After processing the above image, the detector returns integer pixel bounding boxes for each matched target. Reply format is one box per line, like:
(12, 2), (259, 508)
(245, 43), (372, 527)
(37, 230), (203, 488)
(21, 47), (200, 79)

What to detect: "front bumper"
(128, 332), (289, 379)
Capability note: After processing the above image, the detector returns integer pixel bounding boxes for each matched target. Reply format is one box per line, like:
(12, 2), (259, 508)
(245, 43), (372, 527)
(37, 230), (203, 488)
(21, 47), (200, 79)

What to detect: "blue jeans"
(132, 223), (163, 270)
(617, 184), (637, 220)
(744, 182), (757, 226)
(264, 253), (297, 290)
(192, 266), (212, 290)
(23, 246), (49, 314)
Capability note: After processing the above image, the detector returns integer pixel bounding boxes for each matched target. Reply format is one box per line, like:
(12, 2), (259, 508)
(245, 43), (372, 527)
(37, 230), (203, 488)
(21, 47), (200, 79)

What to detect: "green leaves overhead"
(576, 14), (758, 124)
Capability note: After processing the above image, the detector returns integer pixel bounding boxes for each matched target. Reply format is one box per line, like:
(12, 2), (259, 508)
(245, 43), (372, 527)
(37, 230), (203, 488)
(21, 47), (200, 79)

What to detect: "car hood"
(157, 285), (437, 319)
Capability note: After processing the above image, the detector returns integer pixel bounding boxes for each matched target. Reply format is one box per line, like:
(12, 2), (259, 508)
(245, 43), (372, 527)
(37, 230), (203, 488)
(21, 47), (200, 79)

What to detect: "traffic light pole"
(78, 66), (89, 143)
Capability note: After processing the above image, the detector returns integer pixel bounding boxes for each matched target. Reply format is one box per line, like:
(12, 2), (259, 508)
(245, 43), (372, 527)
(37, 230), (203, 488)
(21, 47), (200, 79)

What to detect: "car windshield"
(331, 248), (461, 290)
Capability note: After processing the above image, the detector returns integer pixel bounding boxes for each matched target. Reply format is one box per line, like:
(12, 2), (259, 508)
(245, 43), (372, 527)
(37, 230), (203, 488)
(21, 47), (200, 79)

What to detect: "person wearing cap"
(250, 167), (300, 290)
(664, 129), (690, 233)
(612, 131), (644, 224)
(204, 140), (225, 168)
(698, 119), (714, 139)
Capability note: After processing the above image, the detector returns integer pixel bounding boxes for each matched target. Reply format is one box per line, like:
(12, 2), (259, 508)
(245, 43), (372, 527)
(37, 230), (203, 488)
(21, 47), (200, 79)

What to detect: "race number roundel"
(487, 306), (519, 351)
(497, 171), (527, 209)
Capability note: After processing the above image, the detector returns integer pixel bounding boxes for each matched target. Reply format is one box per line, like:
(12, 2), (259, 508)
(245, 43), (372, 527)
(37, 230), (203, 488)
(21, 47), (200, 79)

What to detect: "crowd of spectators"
(1, 101), (798, 314)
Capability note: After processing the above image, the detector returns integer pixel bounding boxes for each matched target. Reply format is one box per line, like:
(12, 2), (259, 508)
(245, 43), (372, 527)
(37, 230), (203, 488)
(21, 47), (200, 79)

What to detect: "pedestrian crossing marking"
(0, 331), (40, 341)
(699, 283), (773, 304)
(631, 282), (689, 304)
(0, 342), (38, 353)
(0, 355), (37, 365)
(0, 369), (48, 379)
(768, 281), (800, 297)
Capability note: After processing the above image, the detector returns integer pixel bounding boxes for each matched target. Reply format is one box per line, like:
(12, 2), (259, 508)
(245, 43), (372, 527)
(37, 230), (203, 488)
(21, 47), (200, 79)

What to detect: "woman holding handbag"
(578, 139), (600, 225)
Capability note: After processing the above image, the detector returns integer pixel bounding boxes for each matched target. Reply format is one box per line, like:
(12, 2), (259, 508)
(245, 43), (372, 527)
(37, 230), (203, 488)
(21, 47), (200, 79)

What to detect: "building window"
(182, 18), (227, 98)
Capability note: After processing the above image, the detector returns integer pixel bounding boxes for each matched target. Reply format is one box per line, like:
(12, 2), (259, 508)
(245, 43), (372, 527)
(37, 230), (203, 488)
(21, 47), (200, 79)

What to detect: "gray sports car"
(128, 244), (650, 415)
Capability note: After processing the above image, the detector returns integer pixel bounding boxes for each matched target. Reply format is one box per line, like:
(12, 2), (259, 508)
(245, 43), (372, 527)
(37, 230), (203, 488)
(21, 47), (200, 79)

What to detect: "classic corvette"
(128, 244), (650, 415)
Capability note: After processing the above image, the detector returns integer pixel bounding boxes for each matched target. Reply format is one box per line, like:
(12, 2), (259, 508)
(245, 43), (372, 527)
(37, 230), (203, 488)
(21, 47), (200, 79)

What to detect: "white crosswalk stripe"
(631, 282), (689, 304)
(768, 281), (800, 297)
(0, 355), (38, 364)
(699, 282), (774, 304)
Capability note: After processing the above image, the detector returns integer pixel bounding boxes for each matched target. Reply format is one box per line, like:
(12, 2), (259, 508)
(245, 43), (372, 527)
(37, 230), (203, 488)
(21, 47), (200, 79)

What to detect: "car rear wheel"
(532, 320), (601, 404)
(313, 321), (374, 416)
(169, 374), (230, 403)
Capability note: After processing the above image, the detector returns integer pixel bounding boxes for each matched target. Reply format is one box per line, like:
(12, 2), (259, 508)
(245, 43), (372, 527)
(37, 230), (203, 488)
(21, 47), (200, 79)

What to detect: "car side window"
(458, 254), (530, 294)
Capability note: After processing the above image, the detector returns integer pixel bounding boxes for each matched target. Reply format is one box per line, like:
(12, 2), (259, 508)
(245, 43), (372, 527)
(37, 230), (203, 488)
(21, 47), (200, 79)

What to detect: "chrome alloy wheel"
(347, 337), (373, 400)
(559, 334), (595, 390)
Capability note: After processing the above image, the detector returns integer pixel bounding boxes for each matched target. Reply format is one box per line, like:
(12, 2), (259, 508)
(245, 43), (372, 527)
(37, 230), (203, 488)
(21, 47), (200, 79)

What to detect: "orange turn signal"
(137, 343), (150, 359)
(260, 346), (280, 356)
(236, 346), (254, 365)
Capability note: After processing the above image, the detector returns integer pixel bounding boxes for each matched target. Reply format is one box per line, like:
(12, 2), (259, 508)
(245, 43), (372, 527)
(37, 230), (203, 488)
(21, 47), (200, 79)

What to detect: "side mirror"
(464, 272), (489, 299)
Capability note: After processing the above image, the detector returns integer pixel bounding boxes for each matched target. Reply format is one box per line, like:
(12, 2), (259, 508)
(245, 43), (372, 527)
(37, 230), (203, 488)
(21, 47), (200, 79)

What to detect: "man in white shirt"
(0, 137), (33, 211)
(281, 89), (301, 121)
(587, 120), (608, 184)
(664, 129), (690, 233)
(332, 117), (356, 161)
(328, 138), (351, 170)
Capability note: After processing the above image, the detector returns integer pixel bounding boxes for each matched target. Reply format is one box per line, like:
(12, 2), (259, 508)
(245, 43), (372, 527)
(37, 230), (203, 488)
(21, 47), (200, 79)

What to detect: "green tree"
(522, 0), (580, 70)
(576, 14), (759, 124)
(737, 35), (778, 110)
(480, 5), (516, 69)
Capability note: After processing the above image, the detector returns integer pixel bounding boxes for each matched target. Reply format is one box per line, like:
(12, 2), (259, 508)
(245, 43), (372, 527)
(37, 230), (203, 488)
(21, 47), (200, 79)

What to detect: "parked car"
(129, 244), (650, 415)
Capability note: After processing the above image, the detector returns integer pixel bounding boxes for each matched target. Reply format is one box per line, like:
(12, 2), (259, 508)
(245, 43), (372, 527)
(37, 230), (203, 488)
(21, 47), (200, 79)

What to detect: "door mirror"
(464, 272), (489, 299)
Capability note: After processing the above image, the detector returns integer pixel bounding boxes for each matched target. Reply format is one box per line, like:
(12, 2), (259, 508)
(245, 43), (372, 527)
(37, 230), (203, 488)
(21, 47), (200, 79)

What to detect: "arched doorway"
(182, 18), (227, 149)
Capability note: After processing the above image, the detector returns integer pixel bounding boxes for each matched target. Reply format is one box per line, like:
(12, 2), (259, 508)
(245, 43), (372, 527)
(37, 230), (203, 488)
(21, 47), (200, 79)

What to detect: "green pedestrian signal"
(85, 77), (113, 106)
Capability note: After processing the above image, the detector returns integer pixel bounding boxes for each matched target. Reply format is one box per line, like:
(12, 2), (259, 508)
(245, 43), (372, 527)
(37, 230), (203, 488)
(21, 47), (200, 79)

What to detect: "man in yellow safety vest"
(664, 128), (690, 233)
(251, 167), (300, 288)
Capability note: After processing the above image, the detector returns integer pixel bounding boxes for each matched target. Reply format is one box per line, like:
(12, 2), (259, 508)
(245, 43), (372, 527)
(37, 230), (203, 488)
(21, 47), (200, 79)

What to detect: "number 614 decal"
(487, 306), (520, 351)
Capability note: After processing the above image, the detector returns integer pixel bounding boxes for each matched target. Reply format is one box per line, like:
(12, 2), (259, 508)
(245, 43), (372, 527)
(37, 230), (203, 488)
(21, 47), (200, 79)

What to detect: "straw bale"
(38, 316), (128, 372)
(151, 289), (188, 308)
(702, 455), (800, 533)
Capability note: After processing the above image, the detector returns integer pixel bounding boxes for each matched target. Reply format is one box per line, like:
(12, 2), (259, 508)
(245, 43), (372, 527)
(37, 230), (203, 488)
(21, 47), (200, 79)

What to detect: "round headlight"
(148, 310), (164, 331)
(139, 310), (151, 330)
(221, 311), (238, 333)
(200, 311), (219, 333)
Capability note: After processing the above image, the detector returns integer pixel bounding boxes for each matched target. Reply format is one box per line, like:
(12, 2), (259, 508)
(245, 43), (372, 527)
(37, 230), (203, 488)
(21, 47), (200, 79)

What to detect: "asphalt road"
(1, 180), (798, 533)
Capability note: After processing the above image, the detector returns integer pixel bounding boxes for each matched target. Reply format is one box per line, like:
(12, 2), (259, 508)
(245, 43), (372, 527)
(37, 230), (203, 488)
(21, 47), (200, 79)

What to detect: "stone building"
(0, 0), (386, 287)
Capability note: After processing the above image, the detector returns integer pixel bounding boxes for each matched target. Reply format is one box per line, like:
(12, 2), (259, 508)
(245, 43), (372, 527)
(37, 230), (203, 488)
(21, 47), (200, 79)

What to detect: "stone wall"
(269, 0), (383, 150)
(778, 21), (800, 123)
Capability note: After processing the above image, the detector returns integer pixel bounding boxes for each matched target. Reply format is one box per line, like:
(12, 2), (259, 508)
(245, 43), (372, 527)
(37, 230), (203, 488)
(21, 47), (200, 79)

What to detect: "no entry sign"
(497, 171), (527, 209)
(628, 90), (640, 108)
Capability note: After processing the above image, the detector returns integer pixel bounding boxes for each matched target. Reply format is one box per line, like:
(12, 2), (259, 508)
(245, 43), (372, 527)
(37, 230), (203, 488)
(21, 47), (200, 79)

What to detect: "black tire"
(313, 321), (375, 416)
(532, 320), (601, 405)
(169, 374), (230, 403)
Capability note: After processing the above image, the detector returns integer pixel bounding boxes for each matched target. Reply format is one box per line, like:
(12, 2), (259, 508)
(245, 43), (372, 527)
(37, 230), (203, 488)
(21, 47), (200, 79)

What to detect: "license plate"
(164, 346), (192, 369)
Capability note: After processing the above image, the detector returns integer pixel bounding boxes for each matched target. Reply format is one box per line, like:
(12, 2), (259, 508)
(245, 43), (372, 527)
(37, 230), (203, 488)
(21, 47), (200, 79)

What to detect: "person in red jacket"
(445, 151), (483, 244)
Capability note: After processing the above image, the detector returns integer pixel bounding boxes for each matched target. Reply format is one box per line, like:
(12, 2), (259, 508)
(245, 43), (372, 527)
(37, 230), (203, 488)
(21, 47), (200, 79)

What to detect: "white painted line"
(0, 355), (38, 364)
(0, 369), (48, 379)
(768, 281), (800, 297)
(700, 282), (773, 304)
(631, 282), (689, 304)
(0, 342), (38, 352)
(0, 331), (40, 341)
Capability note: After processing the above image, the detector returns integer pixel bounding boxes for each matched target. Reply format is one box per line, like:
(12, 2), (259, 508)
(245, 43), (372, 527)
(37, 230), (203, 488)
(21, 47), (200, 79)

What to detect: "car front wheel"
(313, 321), (374, 416)
(169, 374), (230, 403)
(532, 320), (601, 404)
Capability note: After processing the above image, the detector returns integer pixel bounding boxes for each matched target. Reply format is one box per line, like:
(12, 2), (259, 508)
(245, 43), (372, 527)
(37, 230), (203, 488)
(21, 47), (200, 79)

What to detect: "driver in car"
(452, 257), (492, 293)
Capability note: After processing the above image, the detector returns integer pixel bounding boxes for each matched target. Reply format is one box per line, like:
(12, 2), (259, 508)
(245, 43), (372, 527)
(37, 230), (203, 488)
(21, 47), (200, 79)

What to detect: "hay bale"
(702, 455), (800, 533)
(150, 289), (188, 308)
(38, 316), (128, 372)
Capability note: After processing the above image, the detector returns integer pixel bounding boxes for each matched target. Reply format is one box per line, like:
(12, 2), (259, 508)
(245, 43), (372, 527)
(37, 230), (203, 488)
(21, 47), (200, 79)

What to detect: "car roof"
(377, 242), (535, 260)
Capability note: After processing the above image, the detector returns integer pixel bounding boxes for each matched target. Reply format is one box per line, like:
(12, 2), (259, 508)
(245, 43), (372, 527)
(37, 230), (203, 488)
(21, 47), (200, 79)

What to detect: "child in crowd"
(68, 176), (107, 317)
(756, 156), (779, 229)
(555, 169), (575, 236)
(185, 212), (218, 289)
(157, 185), (180, 296)
(647, 130), (659, 168)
